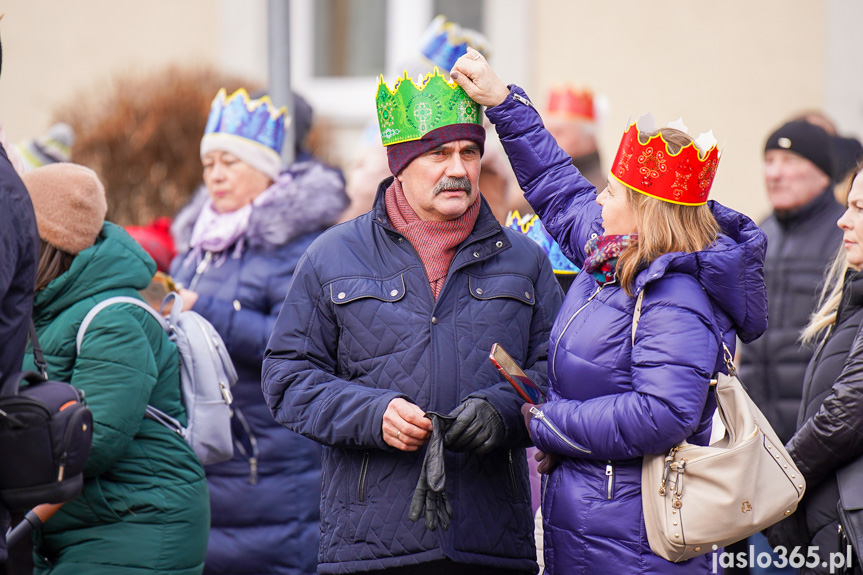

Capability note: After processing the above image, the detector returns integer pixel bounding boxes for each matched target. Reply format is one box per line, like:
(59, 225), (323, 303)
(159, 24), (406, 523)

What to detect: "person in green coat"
(20, 163), (210, 575)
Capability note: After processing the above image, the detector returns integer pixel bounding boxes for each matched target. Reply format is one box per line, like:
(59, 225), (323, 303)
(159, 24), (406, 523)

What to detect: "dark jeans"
(362, 559), (534, 575)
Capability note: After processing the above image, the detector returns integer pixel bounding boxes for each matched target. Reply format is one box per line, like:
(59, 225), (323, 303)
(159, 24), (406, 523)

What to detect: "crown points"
(694, 129), (717, 156)
(204, 88), (289, 155)
(375, 67), (482, 146)
(636, 112), (656, 133)
(418, 15), (490, 72)
(611, 114), (720, 206)
(505, 211), (578, 274)
(666, 117), (688, 132)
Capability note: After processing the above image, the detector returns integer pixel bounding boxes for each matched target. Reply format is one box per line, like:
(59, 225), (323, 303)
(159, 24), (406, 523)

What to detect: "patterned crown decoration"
(547, 86), (595, 121)
(418, 15), (490, 72)
(203, 88), (289, 156)
(610, 113), (720, 206)
(376, 68), (482, 146)
(505, 211), (579, 275)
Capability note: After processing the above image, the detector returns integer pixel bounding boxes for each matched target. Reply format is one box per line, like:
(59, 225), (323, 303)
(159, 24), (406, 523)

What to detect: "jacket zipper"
(188, 251), (213, 292)
(232, 407), (259, 485)
(605, 461), (614, 500)
(357, 451), (370, 502)
(552, 281), (607, 381)
(507, 450), (518, 498)
(56, 405), (89, 481)
(529, 406), (591, 454)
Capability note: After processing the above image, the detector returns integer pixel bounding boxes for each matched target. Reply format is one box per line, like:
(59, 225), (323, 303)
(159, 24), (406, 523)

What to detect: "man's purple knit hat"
(386, 124), (486, 175)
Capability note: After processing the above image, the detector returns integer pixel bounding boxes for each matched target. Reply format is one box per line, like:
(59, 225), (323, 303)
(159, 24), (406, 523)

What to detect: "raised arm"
(452, 50), (603, 267)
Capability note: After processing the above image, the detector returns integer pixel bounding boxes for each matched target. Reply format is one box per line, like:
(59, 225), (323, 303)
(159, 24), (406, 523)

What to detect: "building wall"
(0, 0), (221, 142)
(531, 0), (830, 221)
(1, 0), (859, 224)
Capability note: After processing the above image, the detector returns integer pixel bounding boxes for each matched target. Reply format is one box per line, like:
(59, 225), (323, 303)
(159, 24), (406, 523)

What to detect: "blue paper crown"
(418, 15), (490, 72)
(505, 211), (579, 275)
(203, 88), (289, 155)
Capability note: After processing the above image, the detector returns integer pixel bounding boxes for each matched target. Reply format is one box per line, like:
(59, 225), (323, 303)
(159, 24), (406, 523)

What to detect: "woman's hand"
(178, 287), (199, 311)
(450, 48), (510, 108)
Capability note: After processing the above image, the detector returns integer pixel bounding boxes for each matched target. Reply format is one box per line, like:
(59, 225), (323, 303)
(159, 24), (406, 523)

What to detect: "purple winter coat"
(487, 87), (769, 574)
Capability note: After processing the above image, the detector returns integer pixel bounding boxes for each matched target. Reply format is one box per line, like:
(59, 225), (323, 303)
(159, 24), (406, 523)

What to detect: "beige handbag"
(632, 290), (806, 562)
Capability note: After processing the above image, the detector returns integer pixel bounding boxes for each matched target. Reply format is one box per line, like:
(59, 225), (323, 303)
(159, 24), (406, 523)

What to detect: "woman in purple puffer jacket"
(452, 53), (768, 573)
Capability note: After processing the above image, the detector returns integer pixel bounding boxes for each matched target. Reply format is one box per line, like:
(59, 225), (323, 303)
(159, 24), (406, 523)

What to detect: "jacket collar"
(837, 269), (863, 326)
(774, 186), (837, 228)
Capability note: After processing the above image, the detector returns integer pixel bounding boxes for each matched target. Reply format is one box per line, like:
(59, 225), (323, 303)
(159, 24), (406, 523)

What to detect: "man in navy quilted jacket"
(263, 68), (561, 574)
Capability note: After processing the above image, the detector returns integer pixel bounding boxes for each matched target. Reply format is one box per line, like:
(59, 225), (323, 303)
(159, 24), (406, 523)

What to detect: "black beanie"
(765, 120), (833, 177)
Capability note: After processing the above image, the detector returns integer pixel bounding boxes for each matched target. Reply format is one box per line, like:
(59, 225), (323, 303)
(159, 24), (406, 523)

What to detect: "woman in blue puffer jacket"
(170, 89), (348, 575)
(452, 53), (768, 573)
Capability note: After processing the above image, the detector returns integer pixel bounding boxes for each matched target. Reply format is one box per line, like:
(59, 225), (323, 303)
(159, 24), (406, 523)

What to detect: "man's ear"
(396, 173), (403, 183)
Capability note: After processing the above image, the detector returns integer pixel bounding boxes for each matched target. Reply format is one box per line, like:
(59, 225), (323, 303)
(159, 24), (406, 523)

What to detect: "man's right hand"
(383, 398), (433, 451)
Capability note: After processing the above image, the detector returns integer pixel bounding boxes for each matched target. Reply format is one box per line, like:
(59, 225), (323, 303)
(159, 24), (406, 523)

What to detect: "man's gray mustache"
(433, 177), (472, 195)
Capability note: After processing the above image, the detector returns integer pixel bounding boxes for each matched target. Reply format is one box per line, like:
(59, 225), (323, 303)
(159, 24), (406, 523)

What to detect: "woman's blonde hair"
(800, 163), (863, 345)
(615, 128), (721, 295)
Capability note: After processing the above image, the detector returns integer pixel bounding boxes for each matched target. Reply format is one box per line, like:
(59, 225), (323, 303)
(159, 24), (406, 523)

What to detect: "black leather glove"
(408, 412), (455, 531)
(444, 398), (506, 454)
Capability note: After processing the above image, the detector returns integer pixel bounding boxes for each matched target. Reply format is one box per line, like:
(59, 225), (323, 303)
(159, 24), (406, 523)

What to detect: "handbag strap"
(631, 288), (733, 381)
(28, 319), (48, 379)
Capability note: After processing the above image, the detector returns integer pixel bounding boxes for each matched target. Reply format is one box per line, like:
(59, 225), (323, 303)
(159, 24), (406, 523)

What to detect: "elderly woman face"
(595, 177), (637, 236)
(838, 170), (863, 270)
(202, 151), (273, 214)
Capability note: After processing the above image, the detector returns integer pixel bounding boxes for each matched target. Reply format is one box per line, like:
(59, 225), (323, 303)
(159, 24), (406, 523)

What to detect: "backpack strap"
(75, 296), (169, 355)
(74, 296), (187, 438)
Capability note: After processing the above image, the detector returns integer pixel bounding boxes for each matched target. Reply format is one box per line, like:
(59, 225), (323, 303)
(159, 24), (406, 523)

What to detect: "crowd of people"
(2, 14), (863, 575)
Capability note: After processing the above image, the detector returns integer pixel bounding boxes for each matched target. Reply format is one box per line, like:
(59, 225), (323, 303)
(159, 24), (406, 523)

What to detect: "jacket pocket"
(329, 275), (410, 365)
(507, 449), (520, 502)
(87, 477), (123, 524)
(330, 275), (406, 304)
(467, 274), (536, 305)
(356, 450), (370, 503)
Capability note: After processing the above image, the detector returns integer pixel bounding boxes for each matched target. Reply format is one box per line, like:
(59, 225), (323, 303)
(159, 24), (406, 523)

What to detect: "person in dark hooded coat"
(0, 28), (40, 565)
(170, 89), (347, 575)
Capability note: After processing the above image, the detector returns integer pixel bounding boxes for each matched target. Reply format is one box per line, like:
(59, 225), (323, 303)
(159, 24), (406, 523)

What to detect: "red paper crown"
(610, 116), (720, 206)
(546, 86), (595, 121)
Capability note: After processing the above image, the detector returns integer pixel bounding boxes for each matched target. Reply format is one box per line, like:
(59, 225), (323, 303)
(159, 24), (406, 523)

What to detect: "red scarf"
(385, 178), (480, 300)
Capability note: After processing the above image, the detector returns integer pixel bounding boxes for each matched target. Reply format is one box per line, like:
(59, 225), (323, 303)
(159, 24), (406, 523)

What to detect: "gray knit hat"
(22, 163), (107, 255)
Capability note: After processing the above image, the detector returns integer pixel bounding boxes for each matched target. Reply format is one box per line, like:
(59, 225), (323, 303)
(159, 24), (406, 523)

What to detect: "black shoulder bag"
(0, 322), (93, 511)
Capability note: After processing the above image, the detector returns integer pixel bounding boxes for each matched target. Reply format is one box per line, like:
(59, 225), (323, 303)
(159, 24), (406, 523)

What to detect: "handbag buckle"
(722, 343), (737, 377)
(659, 451), (676, 495)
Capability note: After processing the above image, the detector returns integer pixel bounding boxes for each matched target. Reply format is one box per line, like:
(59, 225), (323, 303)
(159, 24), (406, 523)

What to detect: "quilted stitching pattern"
(263, 200), (562, 572)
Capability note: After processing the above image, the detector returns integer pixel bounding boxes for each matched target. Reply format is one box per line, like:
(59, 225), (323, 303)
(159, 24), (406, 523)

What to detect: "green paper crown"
(376, 67), (482, 146)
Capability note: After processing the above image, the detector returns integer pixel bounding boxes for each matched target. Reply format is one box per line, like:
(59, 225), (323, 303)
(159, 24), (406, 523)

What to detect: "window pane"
(313, 0), (387, 77)
(432, 0), (483, 32)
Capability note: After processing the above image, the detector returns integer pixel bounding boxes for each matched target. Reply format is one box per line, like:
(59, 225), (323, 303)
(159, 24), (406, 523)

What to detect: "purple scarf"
(583, 234), (638, 284)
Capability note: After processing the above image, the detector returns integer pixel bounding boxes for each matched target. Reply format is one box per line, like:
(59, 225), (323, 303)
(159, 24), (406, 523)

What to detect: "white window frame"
(289, 0), (533, 124)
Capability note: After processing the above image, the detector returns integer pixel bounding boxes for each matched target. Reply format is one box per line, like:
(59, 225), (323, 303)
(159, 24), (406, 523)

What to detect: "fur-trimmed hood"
(172, 154), (347, 253)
